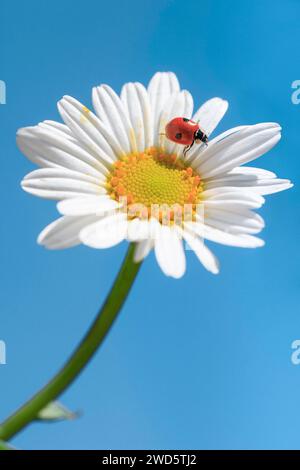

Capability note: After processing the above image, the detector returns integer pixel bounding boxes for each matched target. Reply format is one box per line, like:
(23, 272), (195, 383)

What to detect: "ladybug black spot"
(175, 132), (182, 140)
(183, 118), (190, 122)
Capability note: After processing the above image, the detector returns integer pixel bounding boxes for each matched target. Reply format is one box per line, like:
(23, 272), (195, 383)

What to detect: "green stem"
(0, 440), (14, 450)
(0, 243), (141, 442)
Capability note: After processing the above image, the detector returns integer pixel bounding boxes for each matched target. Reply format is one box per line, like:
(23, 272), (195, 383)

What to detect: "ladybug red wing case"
(165, 117), (199, 145)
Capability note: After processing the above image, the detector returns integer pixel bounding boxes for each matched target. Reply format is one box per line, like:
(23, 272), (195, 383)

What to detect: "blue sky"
(1, 0), (300, 450)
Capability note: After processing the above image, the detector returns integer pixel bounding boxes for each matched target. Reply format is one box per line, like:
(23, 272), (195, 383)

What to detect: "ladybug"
(164, 117), (208, 156)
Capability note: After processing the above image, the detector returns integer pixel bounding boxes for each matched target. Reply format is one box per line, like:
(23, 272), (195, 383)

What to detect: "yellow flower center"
(106, 147), (203, 222)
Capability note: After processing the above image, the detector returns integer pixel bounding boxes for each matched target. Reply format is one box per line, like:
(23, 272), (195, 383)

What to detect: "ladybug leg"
(199, 141), (208, 149)
(183, 141), (194, 157)
(183, 145), (190, 157)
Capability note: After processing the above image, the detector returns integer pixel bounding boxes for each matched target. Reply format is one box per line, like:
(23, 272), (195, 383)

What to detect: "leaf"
(36, 401), (79, 422)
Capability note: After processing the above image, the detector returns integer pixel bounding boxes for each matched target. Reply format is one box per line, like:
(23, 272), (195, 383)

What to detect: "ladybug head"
(194, 128), (209, 145)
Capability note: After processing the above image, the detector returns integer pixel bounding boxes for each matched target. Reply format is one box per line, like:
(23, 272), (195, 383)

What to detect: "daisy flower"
(18, 72), (292, 278)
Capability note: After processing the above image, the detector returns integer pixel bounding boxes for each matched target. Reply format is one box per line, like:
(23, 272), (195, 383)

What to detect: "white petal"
(186, 221), (265, 248)
(57, 195), (120, 216)
(158, 90), (194, 153)
(38, 215), (97, 249)
(39, 120), (75, 140)
(17, 124), (107, 178)
(230, 167), (277, 178)
(58, 96), (124, 165)
(193, 97), (228, 136)
(180, 227), (219, 274)
(201, 187), (265, 208)
(204, 166), (293, 195)
(134, 239), (153, 262)
(204, 208), (265, 234)
(154, 225), (186, 278)
(204, 201), (264, 214)
(21, 168), (104, 200)
(184, 98), (228, 163)
(148, 72), (180, 139)
(187, 125), (251, 167)
(195, 123), (281, 179)
(79, 213), (128, 248)
(126, 218), (151, 241)
(121, 82), (153, 151)
(92, 84), (132, 153)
